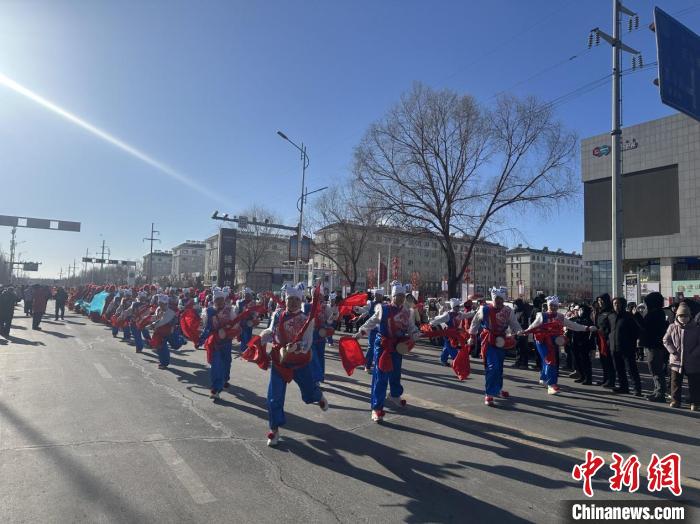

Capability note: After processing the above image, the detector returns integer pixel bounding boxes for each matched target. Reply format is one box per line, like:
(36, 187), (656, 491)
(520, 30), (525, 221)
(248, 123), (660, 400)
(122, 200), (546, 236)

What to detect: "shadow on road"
(0, 401), (149, 521)
(8, 336), (45, 346)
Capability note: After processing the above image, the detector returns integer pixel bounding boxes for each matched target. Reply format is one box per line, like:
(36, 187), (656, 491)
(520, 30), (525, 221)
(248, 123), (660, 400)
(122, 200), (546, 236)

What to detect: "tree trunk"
(446, 243), (459, 297)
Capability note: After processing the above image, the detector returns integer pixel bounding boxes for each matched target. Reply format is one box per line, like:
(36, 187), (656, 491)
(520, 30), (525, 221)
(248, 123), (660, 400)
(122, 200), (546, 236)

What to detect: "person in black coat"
(609, 296), (642, 395)
(512, 298), (532, 369)
(595, 293), (616, 388)
(569, 304), (595, 384)
(636, 292), (669, 402)
(0, 286), (18, 338)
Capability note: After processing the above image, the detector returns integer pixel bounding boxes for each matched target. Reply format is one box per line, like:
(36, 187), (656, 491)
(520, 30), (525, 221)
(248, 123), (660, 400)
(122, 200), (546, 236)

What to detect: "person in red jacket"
(31, 284), (50, 330)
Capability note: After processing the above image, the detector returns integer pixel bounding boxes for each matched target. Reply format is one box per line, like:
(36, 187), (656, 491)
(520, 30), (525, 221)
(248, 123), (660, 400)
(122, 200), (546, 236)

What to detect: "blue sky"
(1, 0), (698, 278)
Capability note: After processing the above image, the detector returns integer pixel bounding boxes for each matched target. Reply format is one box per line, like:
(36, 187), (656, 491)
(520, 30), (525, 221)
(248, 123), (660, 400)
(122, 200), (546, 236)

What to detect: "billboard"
(217, 227), (237, 287)
(584, 165), (680, 241)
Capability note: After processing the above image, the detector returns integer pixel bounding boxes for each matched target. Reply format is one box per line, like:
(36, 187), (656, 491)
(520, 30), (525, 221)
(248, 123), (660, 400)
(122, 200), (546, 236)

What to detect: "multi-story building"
(202, 230), (291, 288)
(506, 245), (592, 302)
(171, 241), (206, 280)
(313, 224), (506, 296)
(582, 113), (700, 302)
(203, 234), (219, 286)
(142, 250), (173, 281)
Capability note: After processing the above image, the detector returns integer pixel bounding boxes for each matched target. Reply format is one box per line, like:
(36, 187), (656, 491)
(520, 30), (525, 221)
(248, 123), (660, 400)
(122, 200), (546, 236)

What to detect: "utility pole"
(83, 248), (90, 282)
(97, 239), (110, 285)
(589, 2), (640, 297)
(8, 227), (16, 283)
(143, 222), (161, 284)
(98, 239), (108, 271)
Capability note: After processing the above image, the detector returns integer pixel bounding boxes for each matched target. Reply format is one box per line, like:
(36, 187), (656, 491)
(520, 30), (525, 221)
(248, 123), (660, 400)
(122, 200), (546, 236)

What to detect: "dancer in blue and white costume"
(430, 298), (476, 366)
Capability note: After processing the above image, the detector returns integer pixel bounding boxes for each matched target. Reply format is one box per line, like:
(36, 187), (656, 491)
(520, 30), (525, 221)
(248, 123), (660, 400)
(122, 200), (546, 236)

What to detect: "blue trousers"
(158, 338), (170, 367)
(142, 328), (151, 342)
(311, 335), (326, 383)
(111, 325), (119, 337)
(132, 325), (144, 351)
(210, 342), (233, 393)
(535, 341), (558, 385)
(267, 364), (322, 429)
(484, 345), (505, 396)
(366, 329), (378, 368)
(240, 326), (253, 353)
(123, 325), (131, 340)
(440, 340), (458, 364)
(169, 330), (185, 350)
(371, 340), (404, 410)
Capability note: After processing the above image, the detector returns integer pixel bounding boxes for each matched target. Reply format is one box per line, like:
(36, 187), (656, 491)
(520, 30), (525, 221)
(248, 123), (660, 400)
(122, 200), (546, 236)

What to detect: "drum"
(554, 335), (566, 347)
(495, 336), (505, 348)
(396, 340), (415, 355)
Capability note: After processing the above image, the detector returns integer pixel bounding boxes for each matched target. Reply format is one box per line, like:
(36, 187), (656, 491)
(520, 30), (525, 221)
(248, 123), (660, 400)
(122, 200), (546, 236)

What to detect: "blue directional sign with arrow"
(655, 7), (700, 122)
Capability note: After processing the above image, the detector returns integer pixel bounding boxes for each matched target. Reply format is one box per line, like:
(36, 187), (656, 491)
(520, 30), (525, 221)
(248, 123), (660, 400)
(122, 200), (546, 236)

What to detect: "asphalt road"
(0, 308), (698, 523)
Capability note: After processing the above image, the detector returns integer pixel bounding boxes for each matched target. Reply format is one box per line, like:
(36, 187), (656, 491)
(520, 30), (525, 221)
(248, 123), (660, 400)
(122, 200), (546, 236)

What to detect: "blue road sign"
(655, 7), (700, 122)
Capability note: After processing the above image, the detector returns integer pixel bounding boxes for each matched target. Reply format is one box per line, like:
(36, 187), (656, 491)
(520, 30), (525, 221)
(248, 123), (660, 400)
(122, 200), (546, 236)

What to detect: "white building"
(506, 245), (592, 302)
(171, 241), (205, 280)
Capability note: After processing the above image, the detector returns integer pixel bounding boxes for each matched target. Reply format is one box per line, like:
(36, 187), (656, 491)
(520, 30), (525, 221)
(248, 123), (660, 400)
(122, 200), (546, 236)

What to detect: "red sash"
(597, 331), (609, 357)
(527, 316), (566, 365)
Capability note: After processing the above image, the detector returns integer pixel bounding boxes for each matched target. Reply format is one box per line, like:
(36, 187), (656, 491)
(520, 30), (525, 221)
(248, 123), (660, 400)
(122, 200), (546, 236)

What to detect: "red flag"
(338, 336), (366, 375)
(452, 349), (471, 380)
(180, 308), (201, 343)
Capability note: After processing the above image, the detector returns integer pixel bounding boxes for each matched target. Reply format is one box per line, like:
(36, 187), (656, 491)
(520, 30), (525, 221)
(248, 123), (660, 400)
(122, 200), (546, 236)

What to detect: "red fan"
(180, 308), (201, 343)
(241, 335), (270, 370)
(452, 349), (471, 381)
(337, 292), (368, 319)
(338, 336), (366, 376)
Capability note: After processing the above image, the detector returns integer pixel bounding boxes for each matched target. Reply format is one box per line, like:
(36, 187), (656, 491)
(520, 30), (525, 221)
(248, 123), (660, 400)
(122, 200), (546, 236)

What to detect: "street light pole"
(277, 131), (310, 284)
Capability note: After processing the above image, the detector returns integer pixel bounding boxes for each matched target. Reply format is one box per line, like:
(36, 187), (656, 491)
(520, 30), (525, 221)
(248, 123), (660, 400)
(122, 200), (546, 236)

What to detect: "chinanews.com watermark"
(562, 450), (694, 522)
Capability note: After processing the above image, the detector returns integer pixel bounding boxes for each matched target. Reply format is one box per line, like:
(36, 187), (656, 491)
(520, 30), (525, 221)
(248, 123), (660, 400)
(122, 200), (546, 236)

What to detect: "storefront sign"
(672, 280), (700, 298)
(592, 138), (638, 157)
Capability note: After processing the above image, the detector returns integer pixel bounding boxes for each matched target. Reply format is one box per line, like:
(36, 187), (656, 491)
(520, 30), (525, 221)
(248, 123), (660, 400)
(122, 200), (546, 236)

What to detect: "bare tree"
(307, 184), (380, 292)
(354, 83), (577, 296)
(235, 204), (285, 273)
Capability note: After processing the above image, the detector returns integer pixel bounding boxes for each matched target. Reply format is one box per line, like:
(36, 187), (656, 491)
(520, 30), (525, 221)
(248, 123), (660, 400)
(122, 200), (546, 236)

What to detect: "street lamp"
(277, 130), (310, 284)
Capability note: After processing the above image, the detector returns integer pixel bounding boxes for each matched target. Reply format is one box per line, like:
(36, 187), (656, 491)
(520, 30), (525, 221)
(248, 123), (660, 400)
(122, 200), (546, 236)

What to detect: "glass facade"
(673, 257), (700, 280)
(623, 259), (661, 282)
(591, 260), (611, 299)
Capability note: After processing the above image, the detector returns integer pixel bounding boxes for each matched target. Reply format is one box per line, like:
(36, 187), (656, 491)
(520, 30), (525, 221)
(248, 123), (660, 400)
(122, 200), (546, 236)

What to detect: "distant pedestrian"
(663, 301), (700, 411)
(54, 286), (68, 320)
(23, 286), (33, 317)
(0, 286), (18, 338)
(512, 298), (532, 369)
(31, 284), (50, 330)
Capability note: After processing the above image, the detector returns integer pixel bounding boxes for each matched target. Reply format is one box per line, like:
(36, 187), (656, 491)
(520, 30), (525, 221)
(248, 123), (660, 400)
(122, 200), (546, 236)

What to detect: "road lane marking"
(148, 433), (216, 504)
(93, 363), (112, 379)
